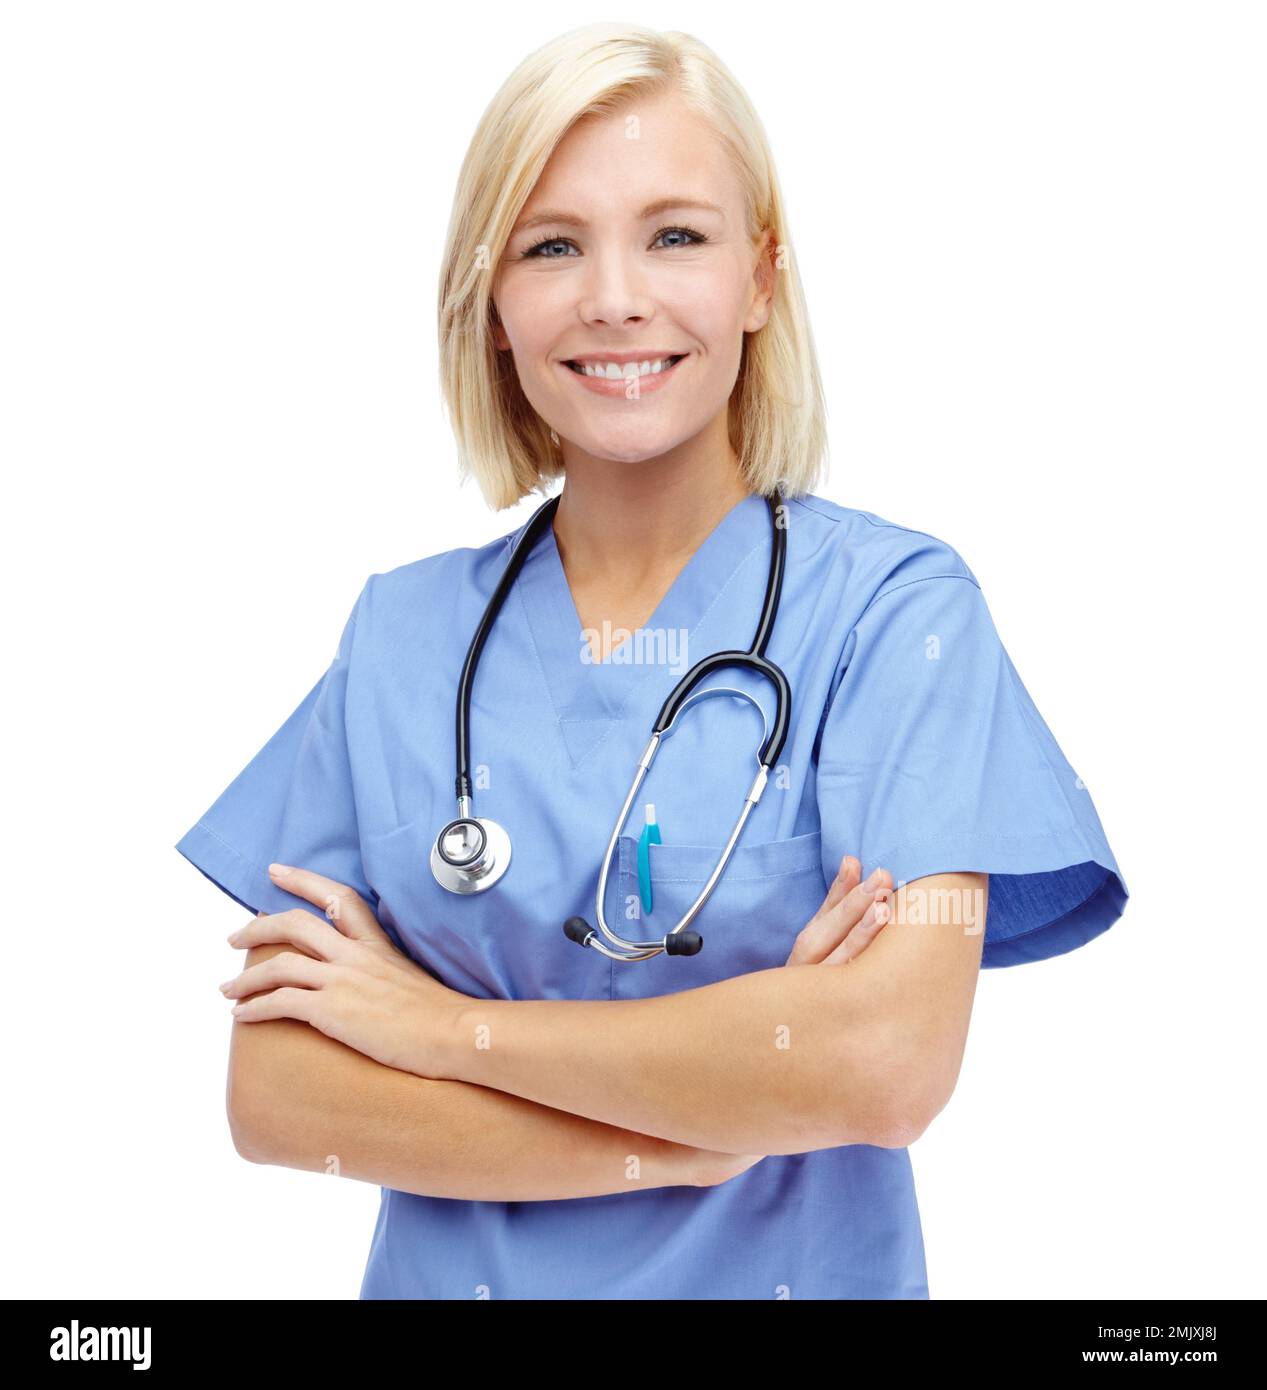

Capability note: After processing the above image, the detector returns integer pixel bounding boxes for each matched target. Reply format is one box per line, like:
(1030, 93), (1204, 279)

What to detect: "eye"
(519, 225), (711, 259)
(521, 236), (579, 260)
(652, 224), (709, 249)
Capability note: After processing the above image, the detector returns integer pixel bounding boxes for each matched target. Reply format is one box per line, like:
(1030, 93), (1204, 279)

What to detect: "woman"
(178, 23), (1128, 1299)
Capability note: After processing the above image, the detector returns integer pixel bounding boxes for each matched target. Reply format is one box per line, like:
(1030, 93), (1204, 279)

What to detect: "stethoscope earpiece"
(563, 916), (595, 947)
(433, 489), (791, 963)
(562, 917), (703, 956)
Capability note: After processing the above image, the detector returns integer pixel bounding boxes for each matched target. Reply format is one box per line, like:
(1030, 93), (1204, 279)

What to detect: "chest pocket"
(610, 830), (827, 1000)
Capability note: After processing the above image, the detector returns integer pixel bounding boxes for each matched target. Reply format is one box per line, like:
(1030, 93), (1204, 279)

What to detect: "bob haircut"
(438, 22), (828, 513)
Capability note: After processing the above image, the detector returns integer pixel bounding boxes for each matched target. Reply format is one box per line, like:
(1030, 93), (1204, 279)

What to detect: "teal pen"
(636, 803), (661, 915)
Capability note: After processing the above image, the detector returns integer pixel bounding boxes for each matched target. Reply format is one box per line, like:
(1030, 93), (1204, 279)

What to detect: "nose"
(575, 246), (657, 329)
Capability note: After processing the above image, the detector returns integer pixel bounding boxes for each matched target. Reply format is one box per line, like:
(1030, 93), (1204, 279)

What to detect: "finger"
(822, 893), (891, 965)
(267, 864), (382, 940)
(805, 854), (860, 929)
(230, 986), (319, 1026)
(220, 949), (326, 999)
(792, 867), (892, 964)
(227, 908), (342, 961)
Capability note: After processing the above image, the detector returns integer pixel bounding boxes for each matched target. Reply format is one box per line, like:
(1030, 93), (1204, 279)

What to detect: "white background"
(3, 0), (1262, 1300)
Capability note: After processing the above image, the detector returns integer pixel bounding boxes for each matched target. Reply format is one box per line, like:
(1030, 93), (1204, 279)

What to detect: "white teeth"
(574, 356), (680, 378)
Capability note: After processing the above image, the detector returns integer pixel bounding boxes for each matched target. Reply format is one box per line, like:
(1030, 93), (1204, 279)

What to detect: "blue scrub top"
(176, 491), (1129, 1299)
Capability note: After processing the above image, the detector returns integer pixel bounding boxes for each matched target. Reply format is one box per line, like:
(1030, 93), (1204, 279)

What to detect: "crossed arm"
(229, 870), (986, 1191)
(440, 872), (987, 1154)
(227, 966), (725, 1200)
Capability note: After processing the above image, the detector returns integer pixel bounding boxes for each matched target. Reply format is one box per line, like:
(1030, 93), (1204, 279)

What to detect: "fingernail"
(269, 863), (293, 877)
(864, 868), (883, 890)
(218, 981), (232, 994)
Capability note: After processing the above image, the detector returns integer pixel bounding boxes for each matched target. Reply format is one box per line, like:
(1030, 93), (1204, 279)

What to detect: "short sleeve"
(815, 571), (1129, 968)
(174, 580), (378, 924)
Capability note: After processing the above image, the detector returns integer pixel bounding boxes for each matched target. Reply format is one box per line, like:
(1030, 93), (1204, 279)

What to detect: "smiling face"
(491, 90), (774, 467)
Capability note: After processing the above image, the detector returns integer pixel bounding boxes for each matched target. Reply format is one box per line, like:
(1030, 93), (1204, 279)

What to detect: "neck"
(551, 429), (752, 591)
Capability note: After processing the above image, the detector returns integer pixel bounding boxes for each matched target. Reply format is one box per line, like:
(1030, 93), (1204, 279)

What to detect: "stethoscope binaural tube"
(562, 680), (783, 960)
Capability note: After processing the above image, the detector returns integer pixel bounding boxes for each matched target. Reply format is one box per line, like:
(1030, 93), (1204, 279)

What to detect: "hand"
(692, 1148), (767, 1187)
(785, 853), (892, 966)
(218, 863), (463, 1077)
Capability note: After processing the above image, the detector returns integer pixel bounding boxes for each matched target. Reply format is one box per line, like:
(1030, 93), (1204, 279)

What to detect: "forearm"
(228, 1014), (712, 1201)
(443, 964), (910, 1156)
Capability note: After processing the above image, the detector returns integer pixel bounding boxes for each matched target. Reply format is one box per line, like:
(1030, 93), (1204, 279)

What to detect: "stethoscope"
(430, 489), (791, 963)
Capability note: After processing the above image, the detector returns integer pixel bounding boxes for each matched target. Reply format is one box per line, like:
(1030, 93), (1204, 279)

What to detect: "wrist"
(441, 996), (502, 1085)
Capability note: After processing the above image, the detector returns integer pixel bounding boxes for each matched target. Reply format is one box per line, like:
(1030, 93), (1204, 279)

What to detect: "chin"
(572, 424), (703, 467)
(579, 444), (681, 467)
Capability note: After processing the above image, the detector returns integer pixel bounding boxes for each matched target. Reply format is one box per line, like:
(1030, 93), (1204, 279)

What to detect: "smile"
(559, 353), (689, 396)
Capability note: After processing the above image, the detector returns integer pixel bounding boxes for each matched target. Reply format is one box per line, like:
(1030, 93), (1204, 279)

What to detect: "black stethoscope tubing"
(434, 488), (791, 961)
(453, 489), (788, 805)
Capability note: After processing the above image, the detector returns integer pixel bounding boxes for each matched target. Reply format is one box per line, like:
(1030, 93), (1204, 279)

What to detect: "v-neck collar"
(510, 491), (772, 768)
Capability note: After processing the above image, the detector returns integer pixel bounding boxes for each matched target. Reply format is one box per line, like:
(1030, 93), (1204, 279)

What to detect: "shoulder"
(787, 492), (980, 610)
(342, 518), (526, 643)
(346, 494), (980, 629)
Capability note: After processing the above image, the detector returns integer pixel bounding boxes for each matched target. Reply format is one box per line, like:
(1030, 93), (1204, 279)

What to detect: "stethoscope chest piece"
(430, 816), (512, 894)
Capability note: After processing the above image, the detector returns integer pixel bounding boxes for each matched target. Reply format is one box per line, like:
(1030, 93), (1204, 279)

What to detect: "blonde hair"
(437, 22), (828, 512)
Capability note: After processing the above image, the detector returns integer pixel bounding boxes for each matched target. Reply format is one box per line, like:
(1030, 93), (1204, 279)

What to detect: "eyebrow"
(512, 197), (726, 235)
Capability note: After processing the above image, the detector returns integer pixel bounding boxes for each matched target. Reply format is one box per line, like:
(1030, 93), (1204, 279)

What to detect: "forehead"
(519, 93), (740, 219)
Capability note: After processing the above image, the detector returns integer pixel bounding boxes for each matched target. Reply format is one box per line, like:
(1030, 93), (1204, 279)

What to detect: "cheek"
(673, 283), (750, 364)
(494, 278), (562, 356)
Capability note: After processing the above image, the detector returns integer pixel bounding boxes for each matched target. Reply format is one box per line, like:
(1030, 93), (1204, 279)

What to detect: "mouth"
(564, 354), (688, 377)
(559, 353), (690, 394)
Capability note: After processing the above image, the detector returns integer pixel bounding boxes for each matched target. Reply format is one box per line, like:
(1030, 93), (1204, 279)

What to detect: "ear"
(490, 294), (510, 352)
(745, 227), (777, 334)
